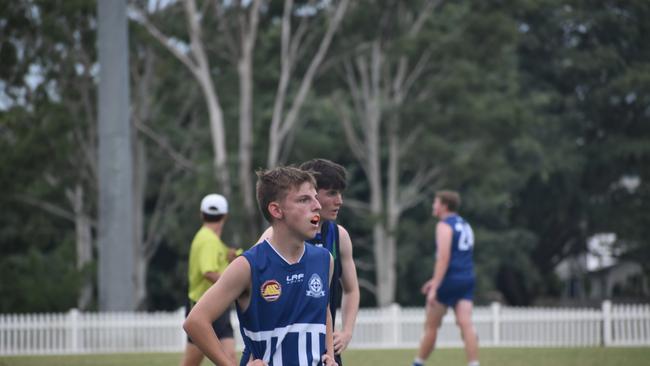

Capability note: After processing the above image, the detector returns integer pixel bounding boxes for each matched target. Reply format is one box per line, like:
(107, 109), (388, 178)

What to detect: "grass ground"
(1, 347), (649, 366)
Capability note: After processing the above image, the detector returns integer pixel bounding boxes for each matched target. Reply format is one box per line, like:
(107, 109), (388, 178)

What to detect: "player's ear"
(268, 202), (283, 220)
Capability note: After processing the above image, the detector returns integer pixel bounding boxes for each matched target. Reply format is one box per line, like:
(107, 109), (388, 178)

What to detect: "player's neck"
(439, 211), (456, 220)
(203, 222), (223, 236)
(267, 227), (305, 264)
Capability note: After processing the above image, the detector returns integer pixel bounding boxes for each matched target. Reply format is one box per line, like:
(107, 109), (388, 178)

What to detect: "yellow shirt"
(187, 226), (231, 302)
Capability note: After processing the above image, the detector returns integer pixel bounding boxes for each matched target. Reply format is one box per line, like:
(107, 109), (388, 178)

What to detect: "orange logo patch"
(260, 280), (281, 302)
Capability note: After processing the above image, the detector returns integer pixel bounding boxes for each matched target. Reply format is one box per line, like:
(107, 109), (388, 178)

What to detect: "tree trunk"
(97, 0), (137, 311)
(68, 185), (93, 310)
(237, 0), (261, 243)
(132, 134), (148, 309)
(340, 30), (436, 305)
(134, 0), (232, 196)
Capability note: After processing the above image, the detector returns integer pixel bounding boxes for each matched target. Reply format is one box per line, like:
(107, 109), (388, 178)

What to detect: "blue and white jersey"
(237, 240), (331, 366)
(439, 214), (475, 280)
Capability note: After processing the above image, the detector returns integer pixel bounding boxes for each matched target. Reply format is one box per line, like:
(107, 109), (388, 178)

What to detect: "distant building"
(555, 233), (649, 301)
(587, 261), (648, 299)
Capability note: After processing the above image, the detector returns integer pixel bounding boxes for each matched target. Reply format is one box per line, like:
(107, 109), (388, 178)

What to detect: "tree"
(265, 0), (350, 167)
(509, 0), (650, 303)
(330, 0), (441, 306)
(132, 0), (232, 198)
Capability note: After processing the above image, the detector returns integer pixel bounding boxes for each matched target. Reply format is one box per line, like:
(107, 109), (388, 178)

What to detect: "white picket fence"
(1, 301), (649, 355)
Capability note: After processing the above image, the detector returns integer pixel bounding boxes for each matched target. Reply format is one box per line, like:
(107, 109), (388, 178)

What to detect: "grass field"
(1, 347), (649, 366)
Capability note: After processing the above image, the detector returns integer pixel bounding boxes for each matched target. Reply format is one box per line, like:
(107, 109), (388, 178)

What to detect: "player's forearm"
(340, 290), (360, 335)
(326, 306), (335, 357)
(431, 257), (449, 288)
(183, 318), (235, 366)
(203, 340), (236, 366)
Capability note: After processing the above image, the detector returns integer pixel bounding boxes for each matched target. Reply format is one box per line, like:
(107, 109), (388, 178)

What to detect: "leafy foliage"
(1, 0), (649, 311)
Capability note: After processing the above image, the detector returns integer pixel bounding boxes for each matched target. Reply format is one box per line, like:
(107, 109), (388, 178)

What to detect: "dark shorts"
(335, 353), (343, 366)
(436, 277), (475, 307)
(185, 298), (234, 342)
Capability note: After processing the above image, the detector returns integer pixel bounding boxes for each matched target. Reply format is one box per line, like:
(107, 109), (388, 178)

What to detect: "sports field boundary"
(1, 301), (649, 355)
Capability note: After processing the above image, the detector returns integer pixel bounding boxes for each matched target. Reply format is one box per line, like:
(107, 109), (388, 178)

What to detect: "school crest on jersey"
(306, 274), (325, 298)
(260, 279), (281, 302)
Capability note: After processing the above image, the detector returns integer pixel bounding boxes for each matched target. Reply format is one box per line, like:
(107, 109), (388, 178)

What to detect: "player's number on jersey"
(457, 223), (474, 251)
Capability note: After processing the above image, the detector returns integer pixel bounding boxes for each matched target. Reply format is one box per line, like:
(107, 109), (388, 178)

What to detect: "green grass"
(1, 348), (649, 366)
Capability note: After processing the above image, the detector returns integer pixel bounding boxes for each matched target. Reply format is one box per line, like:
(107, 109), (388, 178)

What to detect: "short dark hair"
(256, 166), (317, 223)
(299, 158), (347, 191)
(202, 213), (225, 223)
(435, 190), (461, 212)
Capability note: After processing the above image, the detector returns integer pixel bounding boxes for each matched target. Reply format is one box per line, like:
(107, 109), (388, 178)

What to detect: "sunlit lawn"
(1, 347), (649, 366)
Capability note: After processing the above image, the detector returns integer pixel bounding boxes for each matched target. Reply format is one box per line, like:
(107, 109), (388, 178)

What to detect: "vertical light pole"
(97, 0), (136, 310)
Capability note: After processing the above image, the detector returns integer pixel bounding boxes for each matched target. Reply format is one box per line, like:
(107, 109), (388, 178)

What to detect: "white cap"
(200, 194), (228, 215)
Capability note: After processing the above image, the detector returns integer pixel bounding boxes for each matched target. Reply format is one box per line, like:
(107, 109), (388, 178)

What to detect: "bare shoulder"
(436, 220), (452, 231)
(337, 224), (354, 260)
(222, 255), (251, 282)
(337, 224), (352, 245)
(256, 226), (273, 244)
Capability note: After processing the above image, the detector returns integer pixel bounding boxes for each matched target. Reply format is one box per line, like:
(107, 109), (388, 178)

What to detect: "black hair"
(299, 158), (347, 191)
(202, 213), (226, 223)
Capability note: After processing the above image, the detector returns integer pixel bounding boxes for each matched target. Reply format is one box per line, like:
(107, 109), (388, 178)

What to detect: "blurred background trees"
(1, 0), (648, 312)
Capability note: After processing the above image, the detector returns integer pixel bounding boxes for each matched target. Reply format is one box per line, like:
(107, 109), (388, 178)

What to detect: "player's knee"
(456, 317), (471, 329)
(424, 319), (440, 332)
(426, 316), (443, 329)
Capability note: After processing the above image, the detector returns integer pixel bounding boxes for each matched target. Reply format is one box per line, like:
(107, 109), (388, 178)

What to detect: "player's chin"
(302, 225), (319, 239)
(327, 209), (340, 219)
(309, 226), (320, 237)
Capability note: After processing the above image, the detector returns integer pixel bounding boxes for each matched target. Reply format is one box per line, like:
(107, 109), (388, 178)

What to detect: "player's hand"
(321, 354), (338, 366)
(426, 285), (437, 306)
(226, 248), (238, 262)
(333, 330), (352, 354)
(246, 359), (268, 366)
(421, 279), (433, 295)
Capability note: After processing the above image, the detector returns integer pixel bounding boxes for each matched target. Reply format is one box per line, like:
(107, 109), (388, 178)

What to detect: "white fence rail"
(1, 301), (649, 355)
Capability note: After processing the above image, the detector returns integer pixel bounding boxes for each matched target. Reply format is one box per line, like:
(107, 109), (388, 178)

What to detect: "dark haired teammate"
(412, 190), (479, 366)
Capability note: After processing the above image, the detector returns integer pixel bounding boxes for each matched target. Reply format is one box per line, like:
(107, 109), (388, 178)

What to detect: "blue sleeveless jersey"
(306, 221), (341, 325)
(237, 240), (331, 366)
(439, 215), (475, 280)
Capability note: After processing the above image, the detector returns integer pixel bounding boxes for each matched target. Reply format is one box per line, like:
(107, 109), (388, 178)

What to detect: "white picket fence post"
(67, 308), (80, 354)
(602, 300), (612, 346)
(390, 303), (401, 347)
(177, 307), (187, 347)
(491, 302), (500, 346)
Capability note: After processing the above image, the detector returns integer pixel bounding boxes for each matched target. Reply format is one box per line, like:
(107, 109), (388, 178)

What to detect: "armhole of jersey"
(334, 223), (340, 255)
(237, 252), (255, 315)
(334, 223), (342, 274)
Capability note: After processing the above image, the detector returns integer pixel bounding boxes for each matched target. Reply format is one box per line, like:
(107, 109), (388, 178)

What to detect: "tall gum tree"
(335, 0), (441, 306)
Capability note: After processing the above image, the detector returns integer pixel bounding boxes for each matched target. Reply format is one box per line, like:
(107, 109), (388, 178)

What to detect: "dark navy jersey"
(237, 240), (331, 366)
(438, 214), (475, 280)
(306, 221), (342, 324)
